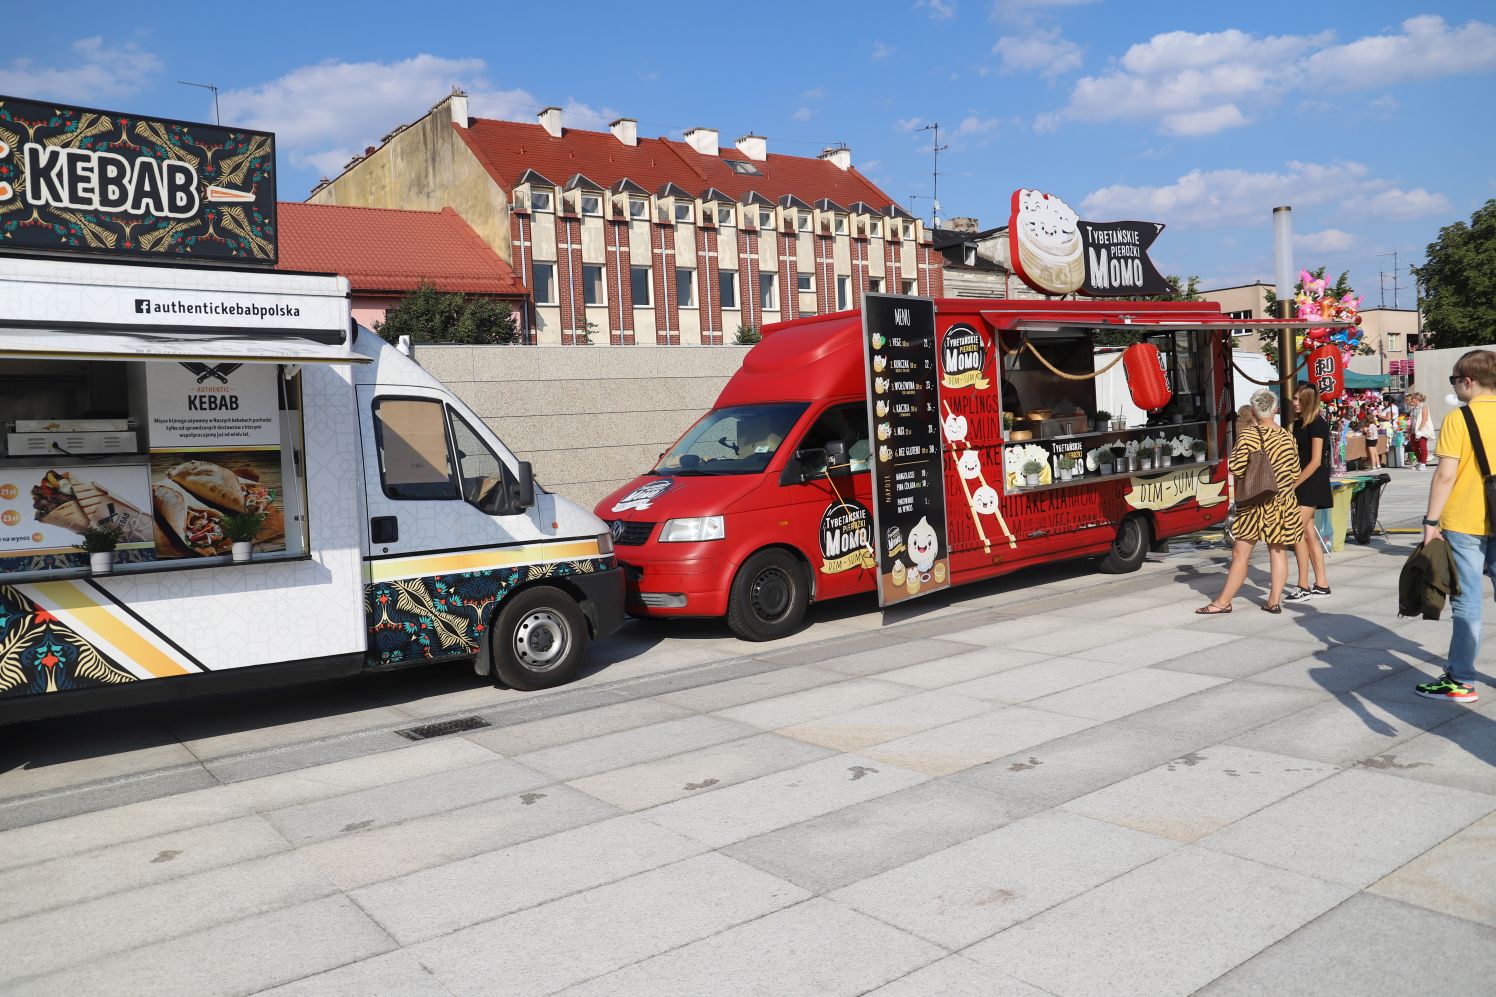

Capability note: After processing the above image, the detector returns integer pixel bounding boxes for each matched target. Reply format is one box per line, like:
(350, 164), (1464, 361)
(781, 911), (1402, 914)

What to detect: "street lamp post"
(1272, 206), (1296, 429)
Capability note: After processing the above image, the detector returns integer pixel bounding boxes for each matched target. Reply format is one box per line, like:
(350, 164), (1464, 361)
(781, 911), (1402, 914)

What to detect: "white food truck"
(0, 95), (620, 723)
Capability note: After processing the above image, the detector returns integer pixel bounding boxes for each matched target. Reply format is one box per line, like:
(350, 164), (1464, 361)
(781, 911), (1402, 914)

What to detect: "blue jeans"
(1445, 530), (1496, 686)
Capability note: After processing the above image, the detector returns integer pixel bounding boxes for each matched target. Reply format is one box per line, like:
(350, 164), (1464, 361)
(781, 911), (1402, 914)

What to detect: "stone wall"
(415, 345), (752, 509)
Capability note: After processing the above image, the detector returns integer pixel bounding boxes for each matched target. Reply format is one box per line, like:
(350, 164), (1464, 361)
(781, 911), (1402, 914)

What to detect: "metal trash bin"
(1350, 472), (1392, 544)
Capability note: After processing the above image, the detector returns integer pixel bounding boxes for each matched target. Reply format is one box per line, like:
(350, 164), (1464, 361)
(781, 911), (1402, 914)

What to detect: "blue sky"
(7, 0), (1495, 303)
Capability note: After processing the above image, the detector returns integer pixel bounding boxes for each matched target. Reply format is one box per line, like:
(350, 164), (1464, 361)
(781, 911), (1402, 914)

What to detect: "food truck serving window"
(0, 358), (310, 578)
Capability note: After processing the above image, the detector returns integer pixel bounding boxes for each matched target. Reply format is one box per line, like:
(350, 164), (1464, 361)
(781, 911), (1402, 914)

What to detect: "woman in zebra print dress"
(1197, 389), (1305, 615)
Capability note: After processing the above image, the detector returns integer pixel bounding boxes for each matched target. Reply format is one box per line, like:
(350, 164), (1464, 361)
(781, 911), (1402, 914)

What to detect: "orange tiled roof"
(276, 202), (525, 296)
(455, 118), (895, 210)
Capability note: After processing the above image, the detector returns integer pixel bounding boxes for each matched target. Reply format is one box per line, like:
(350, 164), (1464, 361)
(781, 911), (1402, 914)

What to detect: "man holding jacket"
(1417, 349), (1496, 703)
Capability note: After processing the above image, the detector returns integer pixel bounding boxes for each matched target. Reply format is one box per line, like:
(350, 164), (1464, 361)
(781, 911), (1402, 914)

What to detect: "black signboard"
(863, 293), (950, 607)
(1078, 220), (1167, 296)
(0, 94), (277, 264)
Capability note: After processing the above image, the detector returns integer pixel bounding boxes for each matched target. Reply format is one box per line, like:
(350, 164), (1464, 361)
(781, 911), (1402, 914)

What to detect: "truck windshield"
(653, 403), (808, 476)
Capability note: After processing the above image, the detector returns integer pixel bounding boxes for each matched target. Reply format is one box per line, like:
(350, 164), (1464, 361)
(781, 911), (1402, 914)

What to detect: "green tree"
(734, 324), (761, 345)
(1413, 198), (1496, 349)
(374, 281), (519, 345)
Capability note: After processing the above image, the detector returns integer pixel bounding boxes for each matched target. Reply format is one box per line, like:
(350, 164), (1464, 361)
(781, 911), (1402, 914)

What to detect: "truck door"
(781, 402), (878, 601)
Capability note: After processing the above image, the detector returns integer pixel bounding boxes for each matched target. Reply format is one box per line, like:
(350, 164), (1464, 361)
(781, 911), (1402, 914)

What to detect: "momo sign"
(0, 94), (277, 264)
(1007, 188), (1167, 298)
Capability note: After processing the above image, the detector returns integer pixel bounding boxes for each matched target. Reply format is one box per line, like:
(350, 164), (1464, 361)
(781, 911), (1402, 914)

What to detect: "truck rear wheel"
(491, 586), (588, 690)
(1098, 515), (1150, 574)
(727, 548), (808, 641)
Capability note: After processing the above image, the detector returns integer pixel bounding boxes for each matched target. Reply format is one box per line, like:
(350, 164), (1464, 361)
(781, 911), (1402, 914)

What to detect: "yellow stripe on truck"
(367, 539), (603, 584)
(29, 581), (192, 678)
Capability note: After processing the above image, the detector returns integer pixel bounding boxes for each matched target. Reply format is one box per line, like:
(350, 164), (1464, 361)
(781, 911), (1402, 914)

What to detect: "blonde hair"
(1295, 385), (1322, 426)
(1236, 404), (1257, 438)
(1249, 388), (1278, 420)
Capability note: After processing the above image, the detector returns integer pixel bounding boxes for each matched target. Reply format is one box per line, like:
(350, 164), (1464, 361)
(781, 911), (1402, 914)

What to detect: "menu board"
(863, 294), (950, 607)
(0, 462), (155, 566)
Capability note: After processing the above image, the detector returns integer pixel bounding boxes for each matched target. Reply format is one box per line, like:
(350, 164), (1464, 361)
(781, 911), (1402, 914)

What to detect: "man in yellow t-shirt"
(1418, 349), (1496, 703)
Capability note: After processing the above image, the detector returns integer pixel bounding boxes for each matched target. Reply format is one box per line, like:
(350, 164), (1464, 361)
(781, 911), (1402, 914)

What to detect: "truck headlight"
(658, 516), (725, 542)
(596, 531), (615, 555)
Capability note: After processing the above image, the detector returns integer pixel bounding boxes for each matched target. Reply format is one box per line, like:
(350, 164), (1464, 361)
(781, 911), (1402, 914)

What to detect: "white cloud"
(918, 0), (957, 22)
(1367, 94), (1400, 116)
(801, 86), (827, 101)
(993, 29), (1081, 77)
(1081, 160), (1448, 228)
(792, 107), (813, 122)
(0, 36), (163, 104)
(955, 115), (1001, 135)
(895, 116), (925, 132)
(1296, 229), (1357, 253)
(1043, 17), (1496, 135)
(992, 0), (1098, 20)
(872, 41), (896, 61)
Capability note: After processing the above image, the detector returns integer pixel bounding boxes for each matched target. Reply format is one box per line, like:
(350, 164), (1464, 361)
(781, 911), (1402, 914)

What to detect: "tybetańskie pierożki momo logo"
(940, 324), (989, 390)
(820, 499), (874, 574)
(611, 479), (675, 513)
(1007, 188), (1168, 298)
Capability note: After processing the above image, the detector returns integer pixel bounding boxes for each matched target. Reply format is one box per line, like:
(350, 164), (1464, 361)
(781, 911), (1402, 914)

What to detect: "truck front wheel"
(491, 586), (588, 690)
(727, 548), (808, 641)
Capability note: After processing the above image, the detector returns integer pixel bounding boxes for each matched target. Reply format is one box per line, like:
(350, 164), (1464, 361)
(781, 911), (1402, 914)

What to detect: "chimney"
(819, 145), (852, 171)
(735, 133), (766, 162)
(610, 117), (637, 147)
(684, 127), (719, 157)
(447, 89), (468, 126)
(364, 146), (377, 158)
(948, 216), (978, 233)
(537, 106), (563, 138)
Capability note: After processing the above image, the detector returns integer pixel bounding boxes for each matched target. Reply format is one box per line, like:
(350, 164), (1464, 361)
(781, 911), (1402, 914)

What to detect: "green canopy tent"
(1286, 359), (1391, 392)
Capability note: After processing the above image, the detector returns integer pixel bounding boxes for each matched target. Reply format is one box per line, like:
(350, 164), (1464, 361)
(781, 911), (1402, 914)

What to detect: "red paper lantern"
(1123, 342), (1172, 411)
(1309, 343), (1344, 401)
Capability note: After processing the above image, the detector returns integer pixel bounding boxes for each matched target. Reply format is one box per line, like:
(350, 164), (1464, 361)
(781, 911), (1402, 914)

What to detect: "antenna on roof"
(179, 80), (221, 125)
(915, 122), (947, 229)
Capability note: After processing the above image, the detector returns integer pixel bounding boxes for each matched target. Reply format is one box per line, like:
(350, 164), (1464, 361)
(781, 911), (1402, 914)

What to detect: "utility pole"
(916, 123), (947, 230)
(179, 80), (221, 124)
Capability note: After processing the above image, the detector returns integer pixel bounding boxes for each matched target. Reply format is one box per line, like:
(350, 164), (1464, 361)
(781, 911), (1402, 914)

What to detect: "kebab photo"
(150, 459), (280, 555)
(31, 469), (152, 542)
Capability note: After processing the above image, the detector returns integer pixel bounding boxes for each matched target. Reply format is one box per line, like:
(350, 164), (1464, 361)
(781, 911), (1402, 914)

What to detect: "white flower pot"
(89, 551), (114, 575)
(1160, 455), (1172, 467)
(232, 541), (254, 563)
(1024, 474), (1040, 487)
(1195, 453), (1206, 463)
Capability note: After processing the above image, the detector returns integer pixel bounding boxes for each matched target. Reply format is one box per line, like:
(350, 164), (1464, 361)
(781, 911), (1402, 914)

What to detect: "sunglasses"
(1449, 374), (1470, 385)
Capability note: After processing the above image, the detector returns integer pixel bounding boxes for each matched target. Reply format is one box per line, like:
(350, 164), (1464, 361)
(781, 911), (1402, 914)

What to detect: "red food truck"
(597, 295), (1253, 640)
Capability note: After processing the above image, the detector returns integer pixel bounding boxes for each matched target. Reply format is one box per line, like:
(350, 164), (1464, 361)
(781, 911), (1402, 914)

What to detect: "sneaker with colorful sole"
(1415, 674), (1479, 703)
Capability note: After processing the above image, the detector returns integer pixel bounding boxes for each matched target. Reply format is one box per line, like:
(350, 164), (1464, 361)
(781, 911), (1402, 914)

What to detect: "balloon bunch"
(1292, 269), (1364, 364)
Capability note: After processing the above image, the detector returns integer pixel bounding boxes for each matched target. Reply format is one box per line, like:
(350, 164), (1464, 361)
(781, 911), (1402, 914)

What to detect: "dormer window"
(531, 190), (553, 212)
(869, 219), (882, 237)
(834, 214), (847, 235)
(902, 222), (914, 239)
(580, 194), (601, 216)
(759, 208), (775, 228)
(798, 212), (812, 232)
(964, 246), (976, 266)
(717, 205), (735, 226)
(725, 159), (761, 176)
(629, 197), (648, 219)
(674, 201), (693, 223)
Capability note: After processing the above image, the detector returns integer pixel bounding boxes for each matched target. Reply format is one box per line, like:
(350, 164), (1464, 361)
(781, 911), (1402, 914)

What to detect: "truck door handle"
(371, 516), (398, 544)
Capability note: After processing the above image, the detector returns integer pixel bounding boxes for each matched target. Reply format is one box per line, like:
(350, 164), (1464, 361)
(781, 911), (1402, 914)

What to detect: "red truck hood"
(595, 473), (766, 524)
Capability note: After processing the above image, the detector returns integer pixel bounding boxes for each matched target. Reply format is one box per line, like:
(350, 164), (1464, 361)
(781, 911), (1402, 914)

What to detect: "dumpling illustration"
(875, 377), (889, 395)
(957, 450), (982, 480)
(873, 355), (887, 372)
(871, 332), (886, 350)
(971, 485), (999, 515)
(878, 444), (893, 462)
(943, 413), (968, 443)
(876, 422), (892, 441)
(890, 559), (906, 586)
(908, 516), (938, 575)
(875, 400), (889, 418)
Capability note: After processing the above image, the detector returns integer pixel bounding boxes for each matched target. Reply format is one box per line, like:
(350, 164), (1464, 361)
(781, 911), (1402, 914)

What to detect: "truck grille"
(610, 520), (655, 545)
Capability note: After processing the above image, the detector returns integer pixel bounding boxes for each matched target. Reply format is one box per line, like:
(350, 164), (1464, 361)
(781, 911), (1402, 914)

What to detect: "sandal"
(1195, 603), (1232, 615)
(1261, 603), (1282, 614)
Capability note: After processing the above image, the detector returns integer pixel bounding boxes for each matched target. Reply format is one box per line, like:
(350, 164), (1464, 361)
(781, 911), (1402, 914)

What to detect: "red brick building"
(308, 92), (942, 345)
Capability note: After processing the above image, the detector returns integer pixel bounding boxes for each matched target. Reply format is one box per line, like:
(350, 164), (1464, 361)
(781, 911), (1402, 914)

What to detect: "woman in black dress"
(1287, 384), (1333, 601)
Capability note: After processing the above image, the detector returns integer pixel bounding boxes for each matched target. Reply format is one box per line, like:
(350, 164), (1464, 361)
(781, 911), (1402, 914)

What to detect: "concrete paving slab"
(722, 779), (1026, 894)
(1068, 628), (1240, 666)
(350, 814), (708, 945)
(465, 698), (691, 757)
(1061, 744), (1338, 842)
(0, 729), (200, 801)
(811, 637), (986, 677)
(635, 752), (928, 848)
(1251, 643), (1424, 695)
(713, 677), (913, 731)
(775, 688), (996, 752)
(750, 631), (913, 667)
(939, 655), (1143, 704)
(965, 847), (1352, 997)
(1197, 893), (1496, 997)
(1027, 667), (1227, 722)
(1369, 811), (1496, 928)
(168, 697), (418, 763)
(255, 950), (455, 997)
(1359, 709), (1496, 796)
(511, 714), (758, 781)
(296, 783), (621, 891)
(1149, 635), (1322, 680)
(1200, 768), (1496, 889)
(862, 705), (1098, 776)
(874, 646), (1048, 690)
(566, 731), (835, 812)
(656, 664), (849, 713)
(554, 897), (943, 997)
(1118, 679), (1329, 741)
(863, 955), (1050, 997)
(6, 895), (394, 997)
(410, 853), (808, 997)
(0, 762), (221, 831)
(830, 810), (1176, 949)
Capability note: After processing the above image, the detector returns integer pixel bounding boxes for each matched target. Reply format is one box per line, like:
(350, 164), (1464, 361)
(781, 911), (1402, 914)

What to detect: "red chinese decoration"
(1309, 343), (1344, 401)
(1123, 342), (1172, 410)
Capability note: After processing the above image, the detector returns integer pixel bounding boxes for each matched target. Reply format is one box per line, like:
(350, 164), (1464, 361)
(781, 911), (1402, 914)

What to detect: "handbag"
(1459, 406), (1496, 534)
(1237, 426), (1279, 506)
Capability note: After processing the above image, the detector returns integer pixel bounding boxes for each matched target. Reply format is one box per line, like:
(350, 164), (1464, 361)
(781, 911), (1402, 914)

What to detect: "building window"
(1387, 333), (1401, 351)
(630, 265), (652, 307)
(583, 264), (606, 306)
(629, 197), (648, 219)
(797, 212), (812, 232)
(677, 268), (696, 307)
(836, 276), (851, 311)
(834, 215), (847, 235)
(902, 222), (914, 239)
(674, 201), (693, 223)
(580, 194), (601, 216)
(901, 278), (916, 295)
(964, 247), (976, 266)
(797, 272), (814, 293)
(532, 262), (556, 304)
(869, 277), (885, 293)
(869, 219), (882, 237)
(759, 208), (775, 229)
(717, 205), (734, 226)
(760, 272), (778, 310)
(530, 190), (553, 212)
(725, 159), (761, 175)
(720, 270), (738, 309)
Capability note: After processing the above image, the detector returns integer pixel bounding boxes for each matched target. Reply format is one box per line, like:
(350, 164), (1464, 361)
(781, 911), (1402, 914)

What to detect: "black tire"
(726, 548), (808, 641)
(1098, 515), (1150, 574)
(490, 586), (588, 690)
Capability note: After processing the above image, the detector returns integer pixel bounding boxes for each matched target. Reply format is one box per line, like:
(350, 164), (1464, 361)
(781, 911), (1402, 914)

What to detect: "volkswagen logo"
(610, 520), (626, 540)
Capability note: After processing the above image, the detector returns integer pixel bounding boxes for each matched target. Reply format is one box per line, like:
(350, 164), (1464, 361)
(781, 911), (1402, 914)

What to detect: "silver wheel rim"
(513, 609), (570, 671)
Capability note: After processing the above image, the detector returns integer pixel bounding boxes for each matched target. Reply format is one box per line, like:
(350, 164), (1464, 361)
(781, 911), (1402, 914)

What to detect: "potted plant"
(1137, 444), (1154, 470)
(1058, 455), (1076, 481)
(1158, 440), (1172, 467)
(1096, 448), (1114, 475)
(1193, 439), (1208, 463)
(221, 511), (267, 563)
(77, 522), (124, 575)
(1022, 459), (1043, 487)
(1093, 410), (1112, 433)
(1002, 411), (1016, 433)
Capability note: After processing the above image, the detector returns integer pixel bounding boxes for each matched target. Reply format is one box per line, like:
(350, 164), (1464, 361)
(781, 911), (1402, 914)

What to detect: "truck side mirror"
(824, 440), (848, 469)
(779, 447), (827, 486)
(509, 460), (535, 511)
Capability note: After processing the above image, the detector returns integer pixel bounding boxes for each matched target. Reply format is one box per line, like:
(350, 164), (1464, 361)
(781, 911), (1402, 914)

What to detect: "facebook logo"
(134, 298), (150, 313)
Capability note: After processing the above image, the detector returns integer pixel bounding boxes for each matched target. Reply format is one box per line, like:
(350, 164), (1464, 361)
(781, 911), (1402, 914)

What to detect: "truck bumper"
(620, 557), (733, 618)
(573, 566), (627, 640)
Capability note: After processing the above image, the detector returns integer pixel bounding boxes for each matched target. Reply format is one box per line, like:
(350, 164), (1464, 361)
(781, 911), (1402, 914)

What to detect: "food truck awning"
(984, 315), (1359, 335)
(0, 328), (371, 365)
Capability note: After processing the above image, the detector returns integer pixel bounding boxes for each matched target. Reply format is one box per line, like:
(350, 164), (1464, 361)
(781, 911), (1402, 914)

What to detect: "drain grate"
(395, 716), (493, 741)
